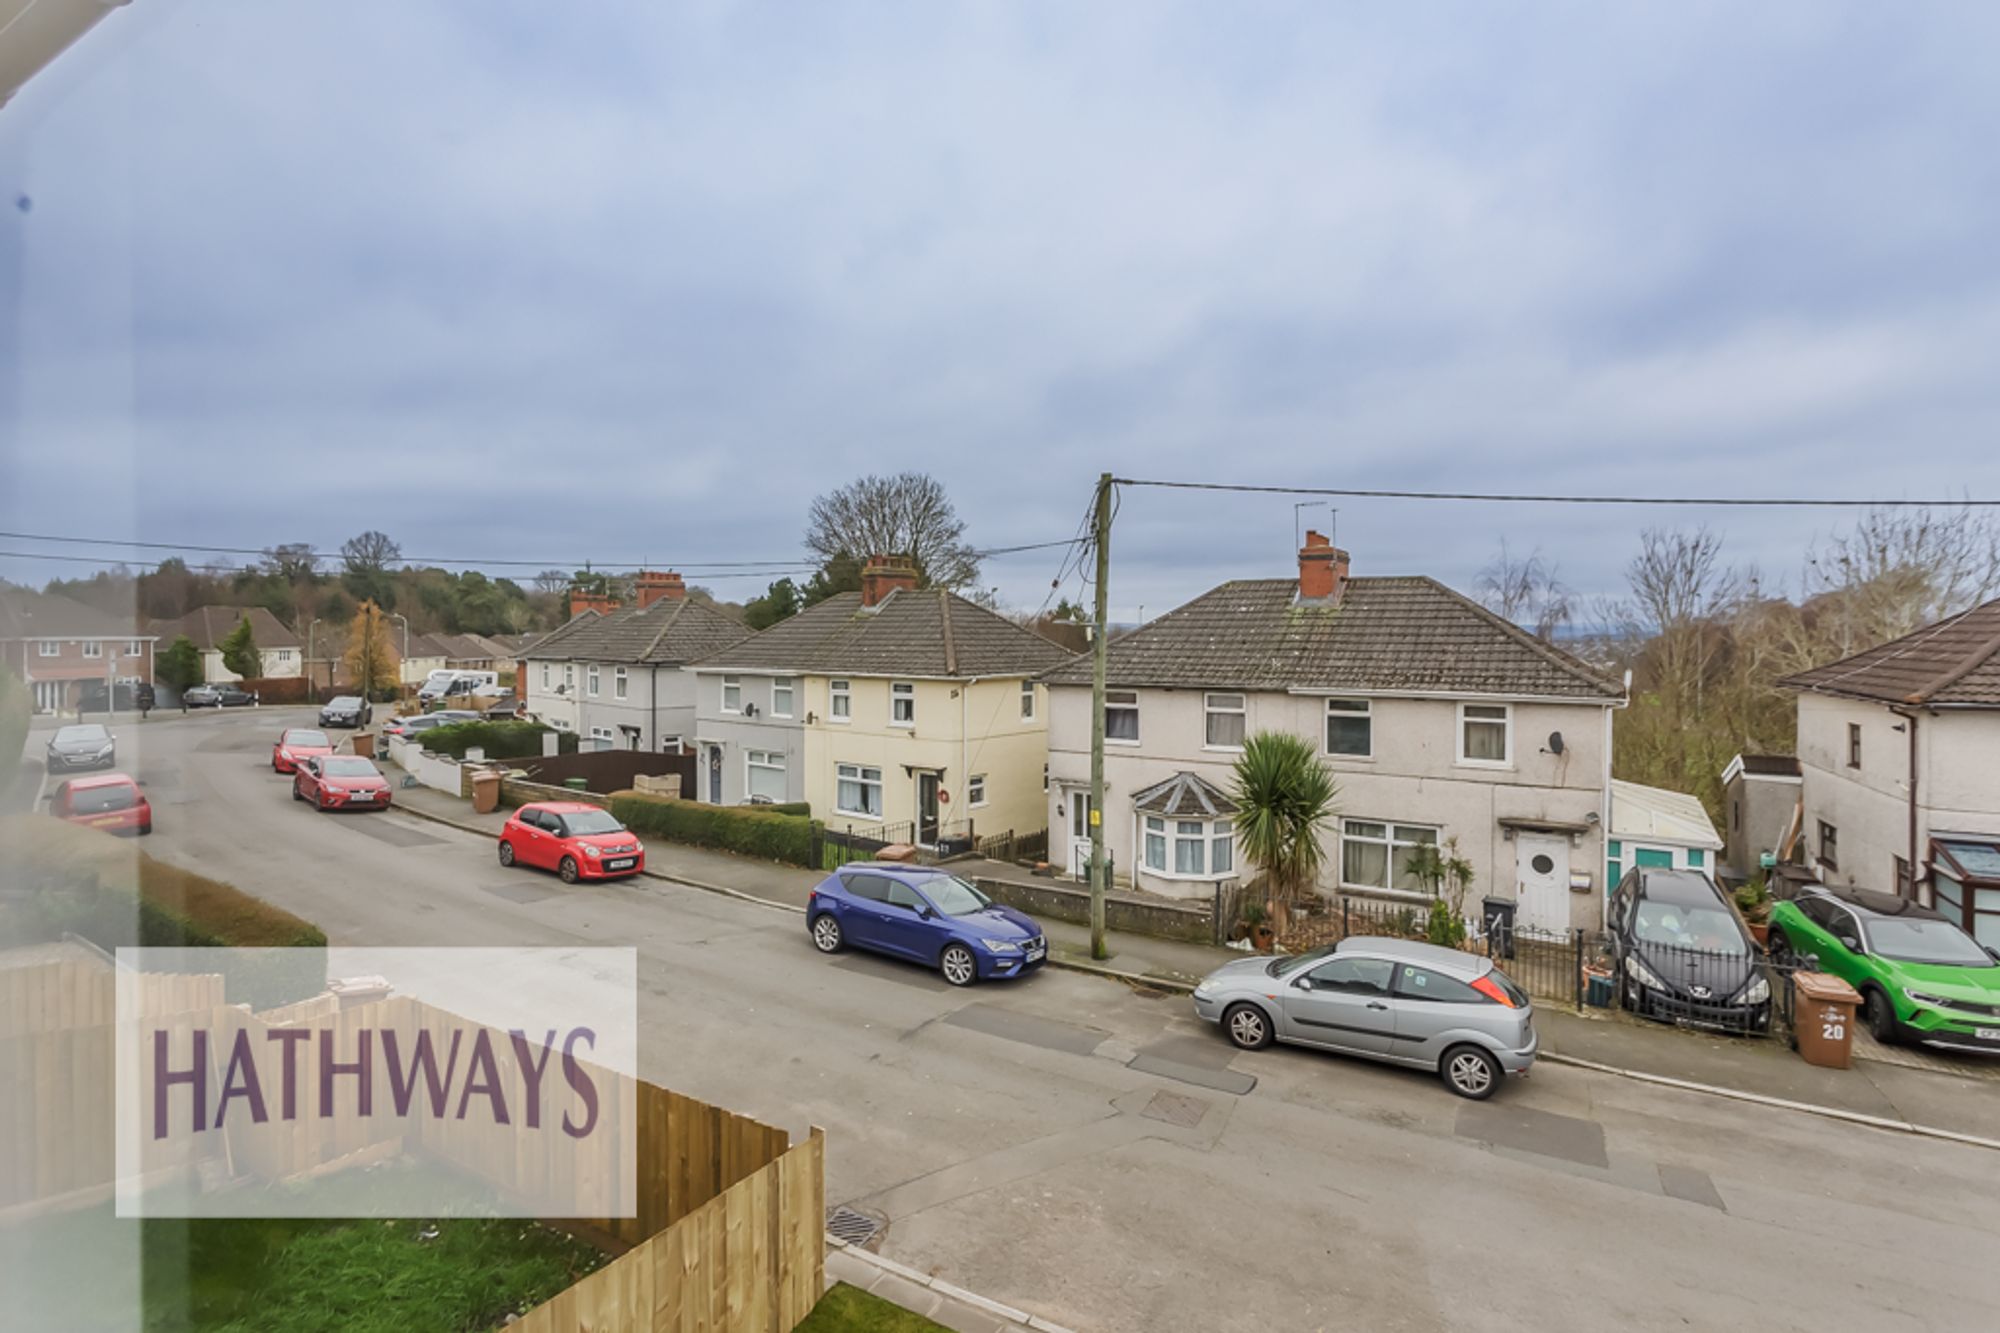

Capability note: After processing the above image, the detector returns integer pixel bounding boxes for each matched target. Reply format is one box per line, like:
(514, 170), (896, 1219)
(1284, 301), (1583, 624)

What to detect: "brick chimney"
(568, 589), (620, 618)
(634, 570), (686, 609)
(860, 554), (919, 608)
(1298, 530), (1351, 603)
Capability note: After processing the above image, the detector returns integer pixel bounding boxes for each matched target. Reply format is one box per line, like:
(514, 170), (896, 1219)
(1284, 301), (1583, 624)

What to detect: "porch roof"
(1130, 771), (1237, 819)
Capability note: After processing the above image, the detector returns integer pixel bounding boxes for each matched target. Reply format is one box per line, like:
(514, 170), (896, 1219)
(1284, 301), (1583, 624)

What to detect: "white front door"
(1515, 833), (1571, 934)
(1067, 789), (1095, 878)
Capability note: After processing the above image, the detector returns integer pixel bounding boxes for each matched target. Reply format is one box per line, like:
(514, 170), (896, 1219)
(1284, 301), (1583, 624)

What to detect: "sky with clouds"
(4, 1), (2000, 619)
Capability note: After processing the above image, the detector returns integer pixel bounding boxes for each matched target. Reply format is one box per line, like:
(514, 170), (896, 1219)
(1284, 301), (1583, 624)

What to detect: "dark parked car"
(184, 683), (255, 707)
(1608, 867), (1769, 1032)
(806, 863), (1045, 986)
(319, 695), (373, 728)
(46, 724), (116, 772)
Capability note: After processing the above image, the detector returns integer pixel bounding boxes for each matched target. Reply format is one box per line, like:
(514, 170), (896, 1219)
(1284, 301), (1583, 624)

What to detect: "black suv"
(1607, 867), (1769, 1033)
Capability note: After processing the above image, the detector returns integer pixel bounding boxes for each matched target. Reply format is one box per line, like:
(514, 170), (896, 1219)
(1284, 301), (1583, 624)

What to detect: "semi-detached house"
(523, 572), (751, 750)
(687, 558), (1070, 844)
(1040, 533), (1628, 933)
(0, 587), (157, 713)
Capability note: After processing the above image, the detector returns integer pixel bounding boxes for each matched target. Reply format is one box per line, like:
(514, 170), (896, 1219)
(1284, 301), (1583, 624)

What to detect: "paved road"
(96, 709), (2000, 1331)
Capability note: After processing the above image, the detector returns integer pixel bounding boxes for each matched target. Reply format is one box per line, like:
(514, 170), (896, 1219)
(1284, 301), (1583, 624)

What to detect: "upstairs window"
(1818, 821), (1839, 872)
(1106, 690), (1139, 743)
(1458, 703), (1511, 765)
(829, 679), (851, 721)
(38, 641), (59, 657)
(587, 665), (600, 697)
(1204, 693), (1246, 749)
(891, 682), (915, 726)
(1020, 680), (1037, 721)
(772, 677), (795, 717)
(82, 641), (102, 659)
(614, 666), (628, 699)
(1325, 699), (1371, 757)
(722, 675), (741, 713)
(1847, 722), (1862, 769)
(968, 774), (987, 807)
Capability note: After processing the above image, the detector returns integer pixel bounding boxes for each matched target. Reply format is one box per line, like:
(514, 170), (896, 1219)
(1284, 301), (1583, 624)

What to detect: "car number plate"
(1978, 1027), (2000, 1042)
(606, 858), (635, 871)
(1026, 946), (1045, 961)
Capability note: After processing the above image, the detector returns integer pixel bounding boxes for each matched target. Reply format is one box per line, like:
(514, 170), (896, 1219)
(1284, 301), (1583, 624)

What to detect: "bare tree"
(805, 472), (981, 590)
(532, 569), (571, 596)
(1801, 507), (2000, 656)
(1475, 540), (1576, 641)
(340, 530), (402, 574)
(261, 543), (319, 582)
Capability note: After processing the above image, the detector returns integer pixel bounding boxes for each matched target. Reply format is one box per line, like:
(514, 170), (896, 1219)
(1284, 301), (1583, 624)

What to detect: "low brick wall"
(499, 749), (697, 797)
(973, 874), (1215, 944)
(499, 776), (612, 810)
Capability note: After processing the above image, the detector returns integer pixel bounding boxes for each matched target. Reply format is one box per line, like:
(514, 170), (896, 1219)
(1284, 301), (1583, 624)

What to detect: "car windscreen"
(1633, 902), (1748, 955)
(56, 726), (109, 743)
(327, 697), (361, 708)
(69, 784), (136, 813)
(285, 731), (330, 747)
(1866, 917), (1993, 966)
(925, 876), (991, 916)
(560, 810), (625, 836)
(321, 758), (377, 778)
(1267, 943), (1341, 978)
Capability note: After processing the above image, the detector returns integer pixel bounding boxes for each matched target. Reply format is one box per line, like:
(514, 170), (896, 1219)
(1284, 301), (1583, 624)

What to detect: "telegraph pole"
(1089, 472), (1112, 960)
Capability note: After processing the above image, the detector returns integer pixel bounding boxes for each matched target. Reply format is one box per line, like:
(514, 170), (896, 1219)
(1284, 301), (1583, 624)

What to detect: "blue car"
(807, 863), (1047, 986)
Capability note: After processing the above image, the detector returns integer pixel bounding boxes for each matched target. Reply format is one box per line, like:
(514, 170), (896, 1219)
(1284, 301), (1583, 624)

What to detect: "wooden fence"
(0, 959), (225, 1037)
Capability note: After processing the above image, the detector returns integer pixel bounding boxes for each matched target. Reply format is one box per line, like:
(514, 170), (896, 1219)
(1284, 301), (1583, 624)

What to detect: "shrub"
(1424, 898), (1467, 948)
(420, 721), (575, 760)
(765, 800), (811, 818)
(611, 793), (817, 867)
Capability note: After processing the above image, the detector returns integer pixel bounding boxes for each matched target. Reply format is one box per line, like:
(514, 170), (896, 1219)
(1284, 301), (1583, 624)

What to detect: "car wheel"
(939, 943), (978, 987)
(315, 791), (328, 812)
(558, 857), (579, 884)
(498, 841), (516, 867)
(1767, 926), (1794, 966)
(1442, 1045), (1502, 1100)
(1222, 1002), (1273, 1050)
(1864, 988), (1901, 1045)
(811, 915), (844, 953)
(292, 782), (303, 801)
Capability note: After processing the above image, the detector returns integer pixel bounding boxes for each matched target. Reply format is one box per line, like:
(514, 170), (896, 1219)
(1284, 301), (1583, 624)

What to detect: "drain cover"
(1140, 1090), (1210, 1128)
(826, 1205), (883, 1248)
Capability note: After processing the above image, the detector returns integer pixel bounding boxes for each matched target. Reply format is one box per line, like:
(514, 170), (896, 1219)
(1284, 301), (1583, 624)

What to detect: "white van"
(418, 669), (499, 706)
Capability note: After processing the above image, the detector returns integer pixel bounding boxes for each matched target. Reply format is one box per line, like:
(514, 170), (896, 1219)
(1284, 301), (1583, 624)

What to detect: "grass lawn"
(796, 1282), (951, 1333)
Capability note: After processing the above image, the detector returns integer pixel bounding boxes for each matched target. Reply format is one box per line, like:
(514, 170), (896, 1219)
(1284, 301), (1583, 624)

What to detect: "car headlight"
(1193, 981), (1217, 1000)
(1904, 990), (1948, 1010)
(1624, 955), (1666, 990)
(96, 744), (114, 757)
(1734, 975), (1770, 1005)
(982, 938), (1021, 953)
(583, 846), (602, 858)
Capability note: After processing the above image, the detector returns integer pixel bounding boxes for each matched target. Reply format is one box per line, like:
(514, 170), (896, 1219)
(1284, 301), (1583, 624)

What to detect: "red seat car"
(293, 755), (394, 811)
(50, 772), (152, 835)
(499, 802), (645, 883)
(273, 727), (337, 774)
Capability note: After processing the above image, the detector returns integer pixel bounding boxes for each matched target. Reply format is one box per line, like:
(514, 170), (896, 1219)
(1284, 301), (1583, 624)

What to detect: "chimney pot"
(1298, 532), (1350, 603)
(635, 569), (686, 609)
(860, 555), (919, 608)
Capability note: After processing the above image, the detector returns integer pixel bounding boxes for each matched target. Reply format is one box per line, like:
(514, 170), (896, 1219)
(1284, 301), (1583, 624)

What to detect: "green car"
(1768, 885), (2000, 1051)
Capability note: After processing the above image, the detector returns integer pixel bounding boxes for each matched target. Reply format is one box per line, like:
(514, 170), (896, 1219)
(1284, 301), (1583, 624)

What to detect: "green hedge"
(765, 801), (812, 818)
(419, 720), (577, 760)
(611, 793), (817, 867)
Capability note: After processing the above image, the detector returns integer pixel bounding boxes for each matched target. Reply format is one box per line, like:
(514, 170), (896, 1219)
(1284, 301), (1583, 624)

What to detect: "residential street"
(98, 708), (2000, 1332)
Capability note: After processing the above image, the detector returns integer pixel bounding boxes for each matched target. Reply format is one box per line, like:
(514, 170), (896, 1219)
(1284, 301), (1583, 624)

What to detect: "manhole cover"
(826, 1205), (883, 1248)
(1140, 1090), (1210, 1128)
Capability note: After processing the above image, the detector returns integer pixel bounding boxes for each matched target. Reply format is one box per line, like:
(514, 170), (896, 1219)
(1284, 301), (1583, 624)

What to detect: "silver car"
(1192, 937), (1538, 1099)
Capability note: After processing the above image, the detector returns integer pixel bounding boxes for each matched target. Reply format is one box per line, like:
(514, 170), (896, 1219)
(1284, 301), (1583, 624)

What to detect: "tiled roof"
(1780, 598), (2000, 707)
(689, 589), (1073, 679)
(1131, 771), (1238, 818)
(0, 586), (150, 640)
(150, 605), (300, 651)
(1040, 577), (1620, 700)
(527, 598), (751, 667)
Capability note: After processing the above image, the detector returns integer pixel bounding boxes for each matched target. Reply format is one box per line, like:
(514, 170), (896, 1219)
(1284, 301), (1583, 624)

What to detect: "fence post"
(1341, 897), (1349, 939)
(1572, 929), (1584, 1013)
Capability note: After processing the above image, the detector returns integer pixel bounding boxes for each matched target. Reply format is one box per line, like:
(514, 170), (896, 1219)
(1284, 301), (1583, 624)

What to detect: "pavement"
(24, 705), (2000, 1333)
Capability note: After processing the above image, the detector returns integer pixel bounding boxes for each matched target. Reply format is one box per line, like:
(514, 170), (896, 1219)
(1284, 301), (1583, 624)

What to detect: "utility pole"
(1089, 472), (1112, 960)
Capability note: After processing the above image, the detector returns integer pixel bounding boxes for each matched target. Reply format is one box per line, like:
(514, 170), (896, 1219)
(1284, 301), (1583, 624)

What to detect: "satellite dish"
(1548, 732), (1565, 755)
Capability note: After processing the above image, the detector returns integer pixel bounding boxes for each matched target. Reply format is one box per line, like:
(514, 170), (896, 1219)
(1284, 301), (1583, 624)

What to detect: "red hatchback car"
(273, 728), (337, 774)
(50, 772), (152, 835)
(499, 802), (645, 883)
(293, 755), (394, 811)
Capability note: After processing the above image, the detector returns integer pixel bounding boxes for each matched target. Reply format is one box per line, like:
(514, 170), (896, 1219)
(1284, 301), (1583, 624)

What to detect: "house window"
(746, 750), (787, 802)
(1458, 703), (1511, 765)
(1142, 815), (1235, 879)
(659, 735), (682, 753)
(1205, 693), (1246, 749)
(126, 641), (142, 656)
(1341, 820), (1441, 893)
(968, 774), (987, 807)
(82, 641), (102, 659)
(836, 763), (883, 818)
(1325, 699), (1372, 757)
(541, 663), (550, 688)
(891, 682), (915, 726)
(564, 664), (574, 691)
(829, 679), (851, 721)
(1848, 722), (1862, 769)
(772, 678), (794, 717)
(1818, 821), (1839, 872)
(589, 726), (614, 742)
(1020, 680), (1036, 721)
(614, 667), (628, 699)
(722, 675), (742, 713)
(587, 665), (600, 697)
(38, 641), (59, 657)
(1106, 690), (1139, 743)
(1894, 855), (1912, 899)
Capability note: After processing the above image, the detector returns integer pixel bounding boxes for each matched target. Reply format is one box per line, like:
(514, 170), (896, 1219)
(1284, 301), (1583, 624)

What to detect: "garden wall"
(974, 873), (1216, 944)
(496, 748), (697, 797)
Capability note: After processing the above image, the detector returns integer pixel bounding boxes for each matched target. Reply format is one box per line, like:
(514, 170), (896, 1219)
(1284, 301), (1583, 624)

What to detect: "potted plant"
(1735, 876), (1773, 945)
(1239, 900), (1277, 953)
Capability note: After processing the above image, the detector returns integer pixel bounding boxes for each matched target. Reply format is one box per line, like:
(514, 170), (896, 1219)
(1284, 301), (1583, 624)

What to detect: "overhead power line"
(0, 549), (822, 581)
(1110, 478), (2000, 507)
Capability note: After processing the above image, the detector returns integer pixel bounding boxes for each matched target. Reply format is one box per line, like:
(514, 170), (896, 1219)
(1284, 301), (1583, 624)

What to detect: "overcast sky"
(4, 2), (2000, 619)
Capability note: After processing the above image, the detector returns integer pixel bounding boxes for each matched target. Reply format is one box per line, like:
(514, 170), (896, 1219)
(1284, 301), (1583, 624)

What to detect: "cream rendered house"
(688, 558), (1070, 845)
(1040, 533), (1627, 933)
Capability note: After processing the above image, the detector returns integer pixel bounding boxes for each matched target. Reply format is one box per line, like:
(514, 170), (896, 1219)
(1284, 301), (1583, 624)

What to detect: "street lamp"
(389, 612), (410, 695)
(306, 617), (323, 694)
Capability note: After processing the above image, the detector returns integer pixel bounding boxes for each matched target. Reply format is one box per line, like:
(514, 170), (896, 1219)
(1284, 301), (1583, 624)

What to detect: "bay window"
(835, 763), (883, 818)
(1341, 820), (1440, 893)
(1204, 693), (1246, 749)
(1141, 815), (1236, 880)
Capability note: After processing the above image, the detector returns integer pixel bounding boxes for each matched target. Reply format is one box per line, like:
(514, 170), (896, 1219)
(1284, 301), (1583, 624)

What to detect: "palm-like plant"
(1230, 731), (1339, 930)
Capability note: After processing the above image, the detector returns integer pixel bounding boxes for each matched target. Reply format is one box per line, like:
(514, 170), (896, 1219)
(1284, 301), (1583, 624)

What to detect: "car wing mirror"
(1294, 977), (1314, 991)
(1837, 935), (1861, 952)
